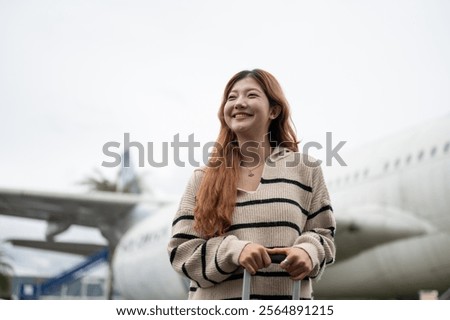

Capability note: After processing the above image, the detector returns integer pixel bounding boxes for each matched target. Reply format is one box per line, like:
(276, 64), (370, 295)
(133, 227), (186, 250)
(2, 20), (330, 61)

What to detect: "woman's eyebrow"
(229, 87), (263, 94)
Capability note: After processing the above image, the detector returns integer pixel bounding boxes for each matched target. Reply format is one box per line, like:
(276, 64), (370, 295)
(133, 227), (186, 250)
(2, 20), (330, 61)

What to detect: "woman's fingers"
(267, 247), (313, 280)
(290, 270), (309, 281)
(261, 249), (272, 268)
(266, 247), (288, 256)
(239, 243), (272, 274)
(240, 245), (312, 278)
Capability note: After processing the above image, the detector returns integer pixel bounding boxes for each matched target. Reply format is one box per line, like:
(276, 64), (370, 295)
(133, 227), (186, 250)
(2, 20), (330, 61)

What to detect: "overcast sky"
(1, 0), (449, 195)
(1, 0), (449, 275)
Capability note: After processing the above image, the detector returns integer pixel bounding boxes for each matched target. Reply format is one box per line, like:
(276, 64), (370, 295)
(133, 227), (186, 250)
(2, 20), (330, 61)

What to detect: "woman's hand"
(238, 243), (272, 275)
(266, 247), (313, 280)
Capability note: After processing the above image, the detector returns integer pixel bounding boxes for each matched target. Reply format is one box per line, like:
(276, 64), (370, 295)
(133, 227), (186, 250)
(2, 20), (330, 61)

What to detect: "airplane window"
(67, 281), (82, 296)
(87, 283), (104, 297)
(363, 168), (369, 177)
(418, 150), (424, 161)
(406, 154), (412, 164)
(345, 174), (350, 182)
(444, 142), (449, 153)
(430, 146), (437, 157)
(394, 158), (400, 168)
(354, 172), (359, 181)
(384, 162), (389, 171)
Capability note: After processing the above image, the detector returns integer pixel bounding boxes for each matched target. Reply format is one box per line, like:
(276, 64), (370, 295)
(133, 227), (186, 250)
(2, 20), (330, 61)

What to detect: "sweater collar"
(267, 146), (293, 163)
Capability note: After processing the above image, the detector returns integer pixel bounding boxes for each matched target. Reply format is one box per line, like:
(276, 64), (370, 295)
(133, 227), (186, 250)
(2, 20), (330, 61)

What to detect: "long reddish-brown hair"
(194, 69), (299, 238)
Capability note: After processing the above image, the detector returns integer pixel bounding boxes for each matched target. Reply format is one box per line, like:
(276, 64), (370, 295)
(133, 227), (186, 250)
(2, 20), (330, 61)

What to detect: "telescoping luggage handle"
(242, 254), (301, 300)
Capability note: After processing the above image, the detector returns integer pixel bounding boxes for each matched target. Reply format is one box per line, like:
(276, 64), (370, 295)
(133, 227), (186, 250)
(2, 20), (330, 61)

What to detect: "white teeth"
(234, 113), (250, 119)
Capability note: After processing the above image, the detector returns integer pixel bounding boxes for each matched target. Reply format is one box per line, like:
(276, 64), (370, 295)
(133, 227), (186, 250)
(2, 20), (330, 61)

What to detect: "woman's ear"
(270, 105), (281, 119)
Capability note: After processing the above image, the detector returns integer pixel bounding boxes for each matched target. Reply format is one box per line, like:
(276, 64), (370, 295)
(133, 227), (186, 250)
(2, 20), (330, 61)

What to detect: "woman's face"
(223, 77), (276, 140)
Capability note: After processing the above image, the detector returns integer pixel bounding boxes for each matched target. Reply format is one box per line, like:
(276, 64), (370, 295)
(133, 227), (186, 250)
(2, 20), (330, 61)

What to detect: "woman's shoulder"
(188, 166), (206, 188)
(193, 166), (206, 176)
(270, 147), (322, 170)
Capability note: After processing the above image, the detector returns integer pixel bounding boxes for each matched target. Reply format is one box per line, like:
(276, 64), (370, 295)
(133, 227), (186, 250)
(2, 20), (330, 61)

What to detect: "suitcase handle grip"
(270, 254), (287, 264)
(242, 253), (300, 300)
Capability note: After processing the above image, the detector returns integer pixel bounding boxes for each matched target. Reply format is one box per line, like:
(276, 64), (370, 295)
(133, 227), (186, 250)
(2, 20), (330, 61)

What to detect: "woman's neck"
(237, 138), (272, 167)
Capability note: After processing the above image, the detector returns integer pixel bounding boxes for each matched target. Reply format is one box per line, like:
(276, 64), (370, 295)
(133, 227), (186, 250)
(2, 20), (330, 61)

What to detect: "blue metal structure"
(19, 248), (109, 299)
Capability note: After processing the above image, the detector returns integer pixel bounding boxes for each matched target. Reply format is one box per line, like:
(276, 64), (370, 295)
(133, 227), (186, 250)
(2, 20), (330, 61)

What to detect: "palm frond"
(0, 246), (13, 299)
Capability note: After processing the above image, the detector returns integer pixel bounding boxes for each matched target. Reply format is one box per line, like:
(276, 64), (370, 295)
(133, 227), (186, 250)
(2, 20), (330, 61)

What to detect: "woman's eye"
(248, 93), (258, 98)
(227, 95), (236, 100)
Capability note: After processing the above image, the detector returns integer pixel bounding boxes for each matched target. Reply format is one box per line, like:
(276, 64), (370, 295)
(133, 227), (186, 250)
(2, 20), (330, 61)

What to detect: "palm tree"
(0, 246), (13, 299)
(80, 149), (151, 194)
(79, 168), (151, 194)
(80, 168), (119, 192)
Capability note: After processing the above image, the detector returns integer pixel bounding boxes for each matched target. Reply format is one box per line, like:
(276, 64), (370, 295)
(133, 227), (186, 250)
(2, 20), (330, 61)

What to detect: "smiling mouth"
(233, 113), (252, 119)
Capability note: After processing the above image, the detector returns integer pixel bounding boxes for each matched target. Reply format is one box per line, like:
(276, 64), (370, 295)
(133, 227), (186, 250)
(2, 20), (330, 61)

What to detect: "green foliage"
(79, 168), (150, 194)
(0, 249), (12, 299)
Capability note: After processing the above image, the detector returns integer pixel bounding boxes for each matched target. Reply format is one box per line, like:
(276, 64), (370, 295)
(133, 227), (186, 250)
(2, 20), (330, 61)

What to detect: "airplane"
(0, 114), (449, 299)
(315, 114), (450, 298)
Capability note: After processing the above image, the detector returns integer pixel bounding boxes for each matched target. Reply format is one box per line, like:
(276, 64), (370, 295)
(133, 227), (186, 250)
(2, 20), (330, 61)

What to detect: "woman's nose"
(234, 96), (247, 108)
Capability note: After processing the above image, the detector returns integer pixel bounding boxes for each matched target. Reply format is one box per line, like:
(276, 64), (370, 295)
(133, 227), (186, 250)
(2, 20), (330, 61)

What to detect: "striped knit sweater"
(167, 147), (336, 299)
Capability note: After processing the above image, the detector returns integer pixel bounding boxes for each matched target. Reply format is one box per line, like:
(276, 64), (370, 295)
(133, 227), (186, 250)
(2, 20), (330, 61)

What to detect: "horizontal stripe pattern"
(172, 233), (199, 240)
(308, 205), (333, 220)
(172, 214), (194, 226)
(236, 198), (309, 216)
(167, 147), (336, 300)
(260, 177), (313, 192)
(228, 221), (301, 235)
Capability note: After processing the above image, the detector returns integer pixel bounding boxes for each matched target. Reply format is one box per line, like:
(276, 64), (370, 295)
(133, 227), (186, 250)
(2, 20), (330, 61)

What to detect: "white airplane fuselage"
(316, 115), (450, 298)
(112, 202), (187, 299)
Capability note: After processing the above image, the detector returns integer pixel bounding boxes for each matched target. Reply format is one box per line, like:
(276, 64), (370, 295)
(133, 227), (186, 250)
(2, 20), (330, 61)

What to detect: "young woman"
(167, 69), (336, 299)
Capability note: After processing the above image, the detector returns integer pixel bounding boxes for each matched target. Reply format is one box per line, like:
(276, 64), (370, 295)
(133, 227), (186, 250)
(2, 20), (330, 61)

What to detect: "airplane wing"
(0, 187), (172, 241)
(6, 239), (106, 256)
(334, 204), (435, 261)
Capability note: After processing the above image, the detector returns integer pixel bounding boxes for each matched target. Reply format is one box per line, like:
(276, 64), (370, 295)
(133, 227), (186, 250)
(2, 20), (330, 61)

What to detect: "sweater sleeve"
(293, 164), (336, 279)
(167, 169), (250, 288)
